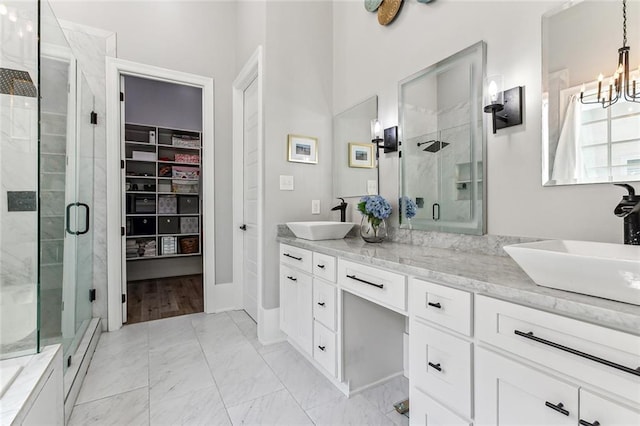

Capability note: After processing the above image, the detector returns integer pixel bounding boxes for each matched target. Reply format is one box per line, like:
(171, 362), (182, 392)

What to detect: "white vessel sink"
(504, 240), (640, 306)
(286, 221), (355, 241)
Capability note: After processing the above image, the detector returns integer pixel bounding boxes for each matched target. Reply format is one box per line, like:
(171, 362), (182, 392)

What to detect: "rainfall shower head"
(0, 68), (37, 98)
(422, 140), (449, 153)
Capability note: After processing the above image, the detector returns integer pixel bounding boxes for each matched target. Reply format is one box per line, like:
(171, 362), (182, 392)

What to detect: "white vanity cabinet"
(279, 244), (313, 355)
(409, 278), (474, 424)
(475, 295), (640, 426)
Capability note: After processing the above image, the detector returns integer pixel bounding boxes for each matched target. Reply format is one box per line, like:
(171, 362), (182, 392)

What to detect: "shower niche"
(399, 41), (486, 235)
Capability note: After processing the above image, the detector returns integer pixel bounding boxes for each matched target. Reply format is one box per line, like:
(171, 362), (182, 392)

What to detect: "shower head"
(0, 68), (37, 98)
(422, 140), (450, 153)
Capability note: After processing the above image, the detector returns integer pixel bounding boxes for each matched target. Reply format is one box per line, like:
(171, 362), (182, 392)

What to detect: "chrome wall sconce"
(370, 119), (398, 155)
(483, 75), (523, 134)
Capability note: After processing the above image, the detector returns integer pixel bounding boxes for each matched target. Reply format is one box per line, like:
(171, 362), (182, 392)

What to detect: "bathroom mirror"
(333, 96), (378, 198)
(542, 0), (640, 186)
(399, 41), (486, 235)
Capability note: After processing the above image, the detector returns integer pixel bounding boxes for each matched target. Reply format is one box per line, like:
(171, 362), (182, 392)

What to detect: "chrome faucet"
(614, 184), (640, 245)
(331, 198), (348, 222)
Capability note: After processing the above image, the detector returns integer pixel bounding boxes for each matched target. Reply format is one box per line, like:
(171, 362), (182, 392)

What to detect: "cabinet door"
(280, 264), (298, 338)
(579, 389), (640, 426)
(410, 387), (471, 426)
(475, 347), (578, 426)
(280, 264), (313, 355)
(296, 272), (313, 356)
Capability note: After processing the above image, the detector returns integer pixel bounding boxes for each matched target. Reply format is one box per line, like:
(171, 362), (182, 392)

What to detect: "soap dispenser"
(614, 183), (640, 245)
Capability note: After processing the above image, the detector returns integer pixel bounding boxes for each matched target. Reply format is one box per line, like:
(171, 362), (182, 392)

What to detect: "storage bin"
(180, 217), (199, 234)
(172, 180), (199, 194)
(158, 182), (172, 192)
(178, 195), (199, 214)
(173, 166), (200, 179)
(158, 195), (177, 214)
(172, 136), (200, 148)
(179, 236), (199, 254)
(132, 151), (156, 161)
(160, 236), (177, 255)
(130, 217), (155, 236)
(158, 216), (180, 234)
(128, 195), (156, 214)
(175, 153), (200, 164)
(158, 165), (172, 177)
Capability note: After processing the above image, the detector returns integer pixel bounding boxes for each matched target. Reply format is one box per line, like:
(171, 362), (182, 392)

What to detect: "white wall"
(50, 0), (237, 285)
(262, 1), (334, 308)
(333, 0), (638, 244)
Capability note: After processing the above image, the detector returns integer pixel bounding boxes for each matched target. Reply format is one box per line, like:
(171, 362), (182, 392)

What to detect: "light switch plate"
(311, 200), (320, 214)
(367, 180), (378, 195)
(280, 175), (294, 191)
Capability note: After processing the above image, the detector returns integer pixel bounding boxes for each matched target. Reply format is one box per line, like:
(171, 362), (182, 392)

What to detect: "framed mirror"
(399, 41), (486, 235)
(542, 0), (640, 186)
(333, 96), (378, 198)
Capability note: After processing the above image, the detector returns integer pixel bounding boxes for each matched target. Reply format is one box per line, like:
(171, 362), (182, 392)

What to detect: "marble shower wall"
(60, 20), (116, 329)
(0, 1), (39, 354)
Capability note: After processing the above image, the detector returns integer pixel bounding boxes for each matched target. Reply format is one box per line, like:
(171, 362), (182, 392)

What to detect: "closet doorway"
(106, 59), (215, 330)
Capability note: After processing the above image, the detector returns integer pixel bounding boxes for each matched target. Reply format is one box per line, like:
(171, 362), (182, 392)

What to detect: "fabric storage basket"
(179, 236), (199, 254)
(158, 181), (172, 192)
(172, 135), (200, 148)
(131, 217), (155, 235)
(180, 217), (199, 234)
(172, 180), (199, 194)
(133, 195), (156, 214)
(160, 236), (177, 255)
(158, 195), (177, 214)
(173, 166), (200, 179)
(178, 195), (199, 214)
(158, 216), (180, 234)
(175, 153), (200, 164)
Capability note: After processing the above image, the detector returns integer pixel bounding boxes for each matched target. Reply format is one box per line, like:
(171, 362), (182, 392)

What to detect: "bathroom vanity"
(278, 235), (640, 425)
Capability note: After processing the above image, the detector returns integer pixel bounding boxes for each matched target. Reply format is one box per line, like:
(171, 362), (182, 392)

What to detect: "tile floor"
(69, 310), (409, 425)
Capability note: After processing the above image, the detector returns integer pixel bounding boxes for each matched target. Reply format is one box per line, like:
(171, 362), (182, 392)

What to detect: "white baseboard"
(258, 306), (286, 345)
(206, 282), (240, 314)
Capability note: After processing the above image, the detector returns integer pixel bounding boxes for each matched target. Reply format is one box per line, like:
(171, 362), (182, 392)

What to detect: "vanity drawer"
(313, 321), (337, 377)
(410, 278), (473, 337)
(337, 259), (407, 312)
(411, 319), (472, 419)
(313, 252), (336, 282)
(410, 386), (471, 426)
(280, 244), (312, 273)
(313, 279), (336, 331)
(476, 295), (640, 404)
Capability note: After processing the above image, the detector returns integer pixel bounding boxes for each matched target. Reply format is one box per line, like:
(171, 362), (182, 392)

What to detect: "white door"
(242, 77), (259, 321)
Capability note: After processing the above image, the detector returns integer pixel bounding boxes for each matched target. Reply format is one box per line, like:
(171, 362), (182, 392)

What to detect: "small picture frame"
(287, 134), (318, 164)
(348, 143), (374, 168)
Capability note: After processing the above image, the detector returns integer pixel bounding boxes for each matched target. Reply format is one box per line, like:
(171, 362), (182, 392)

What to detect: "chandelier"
(579, 0), (640, 108)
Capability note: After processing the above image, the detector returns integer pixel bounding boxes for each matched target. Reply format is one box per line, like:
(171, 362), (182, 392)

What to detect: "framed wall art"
(287, 134), (318, 164)
(348, 142), (374, 168)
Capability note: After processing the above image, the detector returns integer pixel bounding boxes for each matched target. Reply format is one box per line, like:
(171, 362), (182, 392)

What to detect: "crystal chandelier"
(580, 0), (640, 108)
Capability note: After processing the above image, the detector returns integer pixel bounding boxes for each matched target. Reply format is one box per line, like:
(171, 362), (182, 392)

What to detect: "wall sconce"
(483, 75), (523, 134)
(370, 119), (398, 155)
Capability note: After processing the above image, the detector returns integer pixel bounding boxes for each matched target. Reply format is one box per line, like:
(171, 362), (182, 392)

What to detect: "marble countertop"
(278, 236), (640, 335)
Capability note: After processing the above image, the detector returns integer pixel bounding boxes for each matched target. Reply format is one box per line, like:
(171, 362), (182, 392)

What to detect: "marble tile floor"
(69, 310), (409, 425)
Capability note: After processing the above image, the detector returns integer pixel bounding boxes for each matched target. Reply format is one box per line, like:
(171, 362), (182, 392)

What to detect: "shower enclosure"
(1, 0), (97, 382)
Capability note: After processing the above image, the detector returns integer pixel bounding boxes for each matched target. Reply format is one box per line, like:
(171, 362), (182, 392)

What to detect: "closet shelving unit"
(123, 123), (202, 260)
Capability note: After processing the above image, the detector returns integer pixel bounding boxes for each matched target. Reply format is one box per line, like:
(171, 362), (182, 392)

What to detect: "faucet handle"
(614, 183), (636, 198)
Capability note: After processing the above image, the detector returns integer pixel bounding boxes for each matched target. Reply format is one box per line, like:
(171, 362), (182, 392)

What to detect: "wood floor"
(126, 274), (204, 324)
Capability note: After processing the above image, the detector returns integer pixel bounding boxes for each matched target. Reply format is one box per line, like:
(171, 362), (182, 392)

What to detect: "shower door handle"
(77, 203), (90, 235)
(432, 203), (440, 221)
(65, 203), (77, 235)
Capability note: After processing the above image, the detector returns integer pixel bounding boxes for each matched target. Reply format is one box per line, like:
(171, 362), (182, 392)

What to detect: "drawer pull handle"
(283, 253), (303, 261)
(318, 345), (326, 351)
(545, 401), (569, 417)
(286, 276), (297, 282)
(428, 302), (442, 309)
(428, 362), (442, 372)
(579, 421), (600, 426)
(346, 274), (384, 289)
(317, 302), (326, 307)
(514, 330), (640, 377)
(317, 264), (326, 269)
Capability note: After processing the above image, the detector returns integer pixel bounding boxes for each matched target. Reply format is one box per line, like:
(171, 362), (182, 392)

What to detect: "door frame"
(105, 57), (215, 331)
(232, 47), (267, 338)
